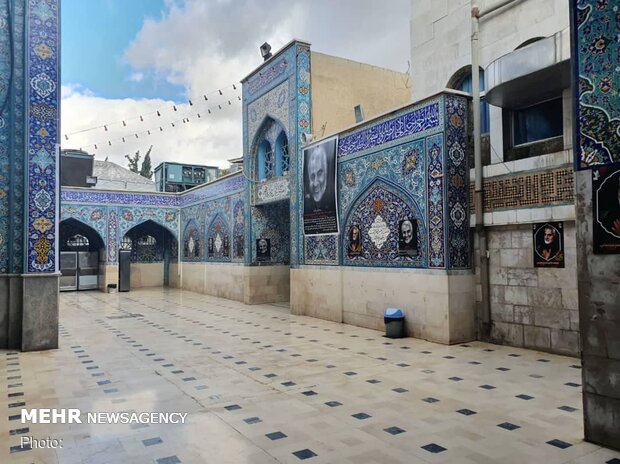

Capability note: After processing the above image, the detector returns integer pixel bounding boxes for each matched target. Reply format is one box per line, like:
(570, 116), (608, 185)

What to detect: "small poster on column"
(593, 166), (620, 254)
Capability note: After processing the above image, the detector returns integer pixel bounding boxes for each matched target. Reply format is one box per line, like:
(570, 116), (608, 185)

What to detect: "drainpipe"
(471, 0), (517, 340)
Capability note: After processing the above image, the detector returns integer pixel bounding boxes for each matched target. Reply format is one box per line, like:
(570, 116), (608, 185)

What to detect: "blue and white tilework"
(251, 201), (290, 264)
(342, 180), (427, 267)
(61, 200), (179, 264)
(573, 0), (620, 169)
(206, 214), (231, 262)
(445, 94), (470, 269)
(26, 0), (60, 272)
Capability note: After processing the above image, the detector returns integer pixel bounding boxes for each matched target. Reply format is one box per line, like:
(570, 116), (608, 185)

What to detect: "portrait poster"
(303, 136), (339, 235)
(346, 225), (363, 258)
(398, 218), (418, 257)
(593, 166), (620, 254)
(256, 238), (271, 262)
(532, 222), (565, 268)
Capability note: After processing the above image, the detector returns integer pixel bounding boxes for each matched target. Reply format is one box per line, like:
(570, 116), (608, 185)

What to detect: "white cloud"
(61, 84), (241, 170)
(61, 0), (410, 170)
(129, 72), (144, 82)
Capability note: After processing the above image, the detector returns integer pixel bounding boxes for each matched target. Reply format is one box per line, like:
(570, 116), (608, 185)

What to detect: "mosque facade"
(0, 0), (618, 448)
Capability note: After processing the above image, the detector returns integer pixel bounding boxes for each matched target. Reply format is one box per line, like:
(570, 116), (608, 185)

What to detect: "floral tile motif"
(341, 180), (427, 268)
(445, 94), (470, 269)
(26, 0), (60, 272)
(574, 0), (620, 169)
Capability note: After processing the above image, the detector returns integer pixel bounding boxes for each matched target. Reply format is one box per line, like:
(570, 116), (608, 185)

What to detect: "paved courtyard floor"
(2, 288), (620, 464)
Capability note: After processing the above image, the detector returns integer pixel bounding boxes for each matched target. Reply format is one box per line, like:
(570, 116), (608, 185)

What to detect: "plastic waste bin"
(384, 308), (405, 338)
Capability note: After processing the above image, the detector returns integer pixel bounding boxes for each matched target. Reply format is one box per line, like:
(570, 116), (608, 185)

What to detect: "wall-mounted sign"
(593, 166), (620, 254)
(398, 218), (418, 257)
(346, 225), (362, 257)
(532, 222), (565, 268)
(303, 136), (339, 235)
(256, 238), (271, 261)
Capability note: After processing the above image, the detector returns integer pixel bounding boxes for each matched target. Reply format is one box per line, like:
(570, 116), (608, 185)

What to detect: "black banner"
(593, 166), (620, 254)
(303, 137), (339, 235)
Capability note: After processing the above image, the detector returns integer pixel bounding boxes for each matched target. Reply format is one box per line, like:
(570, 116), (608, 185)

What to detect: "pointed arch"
(340, 177), (427, 268)
(59, 218), (105, 252)
(182, 219), (202, 261)
(206, 213), (231, 262)
(251, 116), (288, 181)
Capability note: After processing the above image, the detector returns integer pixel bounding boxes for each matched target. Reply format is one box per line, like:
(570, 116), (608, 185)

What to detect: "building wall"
(481, 223), (579, 355)
(410, 0), (569, 101)
(311, 52), (411, 138)
(294, 92), (474, 344)
(292, 267), (474, 344)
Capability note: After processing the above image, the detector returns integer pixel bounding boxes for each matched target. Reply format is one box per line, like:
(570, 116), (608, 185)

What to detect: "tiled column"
(571, 0), (620, 450)
(0, 0), (60, 351)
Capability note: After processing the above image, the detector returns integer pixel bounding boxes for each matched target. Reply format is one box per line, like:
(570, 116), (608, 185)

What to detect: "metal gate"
(60, 251), (99, 291)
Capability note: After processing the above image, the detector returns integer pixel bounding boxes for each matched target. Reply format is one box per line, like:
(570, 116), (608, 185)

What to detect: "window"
(275, 131), (289, 176)
(448, 67), (489, 134)
(511, 98), (563, 146)
(120, 236), (132, 251)
(66, 234), (89, 250)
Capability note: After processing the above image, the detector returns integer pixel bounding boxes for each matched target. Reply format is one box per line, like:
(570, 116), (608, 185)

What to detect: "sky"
(61, 0), (411, 171)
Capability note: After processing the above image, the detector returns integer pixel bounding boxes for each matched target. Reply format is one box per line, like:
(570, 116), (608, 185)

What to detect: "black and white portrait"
(303, 137), (339, 235)
(256, 238), (271, 261)
(398, 218), (417, 257)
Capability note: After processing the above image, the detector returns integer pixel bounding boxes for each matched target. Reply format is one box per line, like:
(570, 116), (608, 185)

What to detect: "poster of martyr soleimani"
(303, 137), (339, 235)
(532, 222), (564, 268)
(593, 166), (620, 254)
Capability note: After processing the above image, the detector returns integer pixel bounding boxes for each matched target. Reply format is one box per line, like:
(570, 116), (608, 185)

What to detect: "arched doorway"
(59, 219), (106, 291)
(119, 220), (178, 291)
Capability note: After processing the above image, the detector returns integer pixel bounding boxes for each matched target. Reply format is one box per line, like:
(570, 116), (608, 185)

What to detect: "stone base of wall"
(130, 263), (164, 288)
(0, 274), (59, 351)
(291, 267), (475, 345)
(177, 263), (290, 304)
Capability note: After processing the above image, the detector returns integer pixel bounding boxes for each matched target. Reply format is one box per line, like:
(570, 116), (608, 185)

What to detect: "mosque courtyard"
(1, 289), (619, 464)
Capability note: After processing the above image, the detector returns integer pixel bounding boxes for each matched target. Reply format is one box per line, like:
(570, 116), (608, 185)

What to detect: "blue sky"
(61, 0), (184, 100)
(60, 0), (410, 168)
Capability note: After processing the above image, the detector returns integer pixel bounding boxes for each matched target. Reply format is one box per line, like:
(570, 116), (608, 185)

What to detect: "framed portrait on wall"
(593, 165), (620, 254)
(532, 222), (565, 268)
(256, 238), (271, 261)
(302, 136), (339, 235)
(347, 225), (362, 257)
(398, 218), (418, 257)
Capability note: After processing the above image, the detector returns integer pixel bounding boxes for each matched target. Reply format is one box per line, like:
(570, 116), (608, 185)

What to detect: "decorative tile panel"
(206, 215), (231, 262)
(426, 134), (445, 268)
(251, 201), (290, 264)
(341, 180), (427, 267)
(445, 94), (470, 269)
(62, 189), (180, 207)
(246, 54), (289, 97)
(256, 176), (290, 204)
(182, 220), (202, 262)
(232, 199), (245, 261)
(305, 235), (338, 265)
(472, 168), (575, 212)
(181, 173), (245, 207)
(26, 0), (60, 272)
(247, 81), (289, 148)
(573, 0), (620, 169)
(338, 101), (441, 158)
